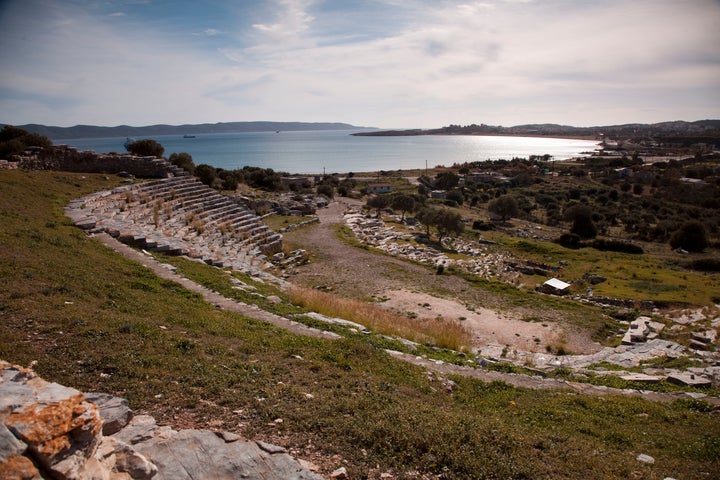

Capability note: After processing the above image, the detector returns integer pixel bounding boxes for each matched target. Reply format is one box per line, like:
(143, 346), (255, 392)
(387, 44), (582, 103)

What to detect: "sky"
(1, 0), (719, 129)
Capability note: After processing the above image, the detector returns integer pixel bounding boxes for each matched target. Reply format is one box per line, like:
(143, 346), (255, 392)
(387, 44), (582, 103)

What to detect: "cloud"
(251, 0), (315, 41)
(1, 0), (718, 128)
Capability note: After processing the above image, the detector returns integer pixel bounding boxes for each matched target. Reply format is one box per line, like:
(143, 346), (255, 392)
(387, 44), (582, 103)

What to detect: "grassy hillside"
(1, 170), (718, 479)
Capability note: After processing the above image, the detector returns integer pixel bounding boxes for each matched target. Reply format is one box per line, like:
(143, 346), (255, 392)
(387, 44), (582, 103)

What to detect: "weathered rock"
(620, 373), (662, 383)
(691, 329), (717, 345)
(2, 361), (323, 480)
(330, 466), (348, 478)
(85, 392), (133, 435)
(130, 428), (323, 480)
(583, 274), (607, 285)
(98, 436), (157, 480)
(622, 316), (653, 345)
(0, 361), (103, 480)
(667, 373), (712, 388)
(0, 423), (42, 480)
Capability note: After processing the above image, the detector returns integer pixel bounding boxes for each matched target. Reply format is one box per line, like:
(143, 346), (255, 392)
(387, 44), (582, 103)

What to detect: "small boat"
(183, 134), (196, 138)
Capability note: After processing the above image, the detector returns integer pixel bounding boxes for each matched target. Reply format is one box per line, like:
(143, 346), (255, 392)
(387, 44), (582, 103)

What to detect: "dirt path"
(283, 200), (597, 355)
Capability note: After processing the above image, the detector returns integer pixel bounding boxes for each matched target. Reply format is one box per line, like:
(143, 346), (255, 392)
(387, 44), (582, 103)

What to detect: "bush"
(168, 152), (195, 174)
(686, 258), (720, 272)
(557, 233), (581, 249)
(590, 238), (644, 254)
(670, 221), (708, 252)
(564, 204), (597, 239)
(445, 189), (464, 206)
(472, 220), (494, 231)
(487, 195), (518, 221)
(0, 125), (52, 158)
(317, 184), (334, 199)
(126, 139), (164, 157)
(194, 164), (217, 187)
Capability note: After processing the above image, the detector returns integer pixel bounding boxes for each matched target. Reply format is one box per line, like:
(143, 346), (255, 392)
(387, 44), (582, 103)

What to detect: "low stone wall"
(16, 145), (180, 178)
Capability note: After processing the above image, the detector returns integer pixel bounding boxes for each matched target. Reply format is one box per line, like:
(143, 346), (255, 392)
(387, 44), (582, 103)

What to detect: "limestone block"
(0, 423), (42, 480)
(130, 428), (323, 480)
(0, 362), (103, 480)
(85, 393), (133, 436)
(691, 329), (717, 345)
(97, 437), (157, 480)
(667, 373), (712, 388)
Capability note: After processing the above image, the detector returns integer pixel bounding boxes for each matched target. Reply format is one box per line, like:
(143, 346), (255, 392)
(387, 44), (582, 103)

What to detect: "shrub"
(686, 258), (720, 272)
(168, 152), (195, 174)
(670, 221), (708, 252)
(590, 238), (644, 254)
(488, 195), (518, 221)
(194, 164), (217, 186)
(472, 220), (494, 231)
(126, 139), (164, 157)
(564, 204), (597, 239)
(445, 189), (464, 206)
(317, 184), (334, 199)
(557, 232), (581, 249)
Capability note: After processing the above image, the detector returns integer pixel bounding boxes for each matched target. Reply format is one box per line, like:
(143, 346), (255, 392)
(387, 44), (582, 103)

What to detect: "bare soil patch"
(282, 200), (601, 355)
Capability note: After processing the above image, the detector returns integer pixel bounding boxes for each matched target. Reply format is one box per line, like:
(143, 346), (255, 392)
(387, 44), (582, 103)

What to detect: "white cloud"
(1, 0), (718, 127)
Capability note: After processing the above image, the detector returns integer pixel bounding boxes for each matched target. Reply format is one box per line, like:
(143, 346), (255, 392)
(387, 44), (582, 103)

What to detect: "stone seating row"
(66, 175), (282, 273)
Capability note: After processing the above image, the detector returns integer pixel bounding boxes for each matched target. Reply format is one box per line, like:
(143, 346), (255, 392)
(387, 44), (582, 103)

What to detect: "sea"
(53, 130), (600, 175)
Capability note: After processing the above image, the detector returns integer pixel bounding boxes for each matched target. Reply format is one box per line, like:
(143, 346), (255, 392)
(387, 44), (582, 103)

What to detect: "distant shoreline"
(352, 131), (600, 142)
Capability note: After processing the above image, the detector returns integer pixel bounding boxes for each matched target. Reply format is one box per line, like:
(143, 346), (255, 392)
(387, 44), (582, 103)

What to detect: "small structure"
(367, 183), (393, 194)
(536, 277), (571, 295)
(430, 190), (447, 199)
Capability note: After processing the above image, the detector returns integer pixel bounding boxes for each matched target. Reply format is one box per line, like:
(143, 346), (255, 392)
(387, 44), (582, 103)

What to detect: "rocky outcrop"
(0, 361), (323, 480)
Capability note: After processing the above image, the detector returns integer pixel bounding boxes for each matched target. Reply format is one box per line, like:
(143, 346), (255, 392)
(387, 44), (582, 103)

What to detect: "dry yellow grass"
(288, 285), (472, 351)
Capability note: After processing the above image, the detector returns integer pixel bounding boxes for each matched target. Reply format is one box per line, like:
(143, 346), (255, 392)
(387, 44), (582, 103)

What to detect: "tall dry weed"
(289, 286), (471, 351)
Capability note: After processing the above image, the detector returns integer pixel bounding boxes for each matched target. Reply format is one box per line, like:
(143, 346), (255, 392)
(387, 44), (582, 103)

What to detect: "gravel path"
(283, 200), (598, 355)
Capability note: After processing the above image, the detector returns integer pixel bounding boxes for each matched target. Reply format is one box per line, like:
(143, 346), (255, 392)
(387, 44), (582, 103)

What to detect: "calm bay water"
(55, 130), (599, 174)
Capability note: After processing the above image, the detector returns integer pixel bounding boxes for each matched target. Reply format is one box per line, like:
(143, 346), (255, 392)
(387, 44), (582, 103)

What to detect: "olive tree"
(488, 195), (519, 221)
(564, 204), (597, 239)
(434, 209), (464, 243)
(126, 139), (164, 157)
(366, 194), (390, 217)
(391, 194), (416, 221)
(670, 221), (707, 252)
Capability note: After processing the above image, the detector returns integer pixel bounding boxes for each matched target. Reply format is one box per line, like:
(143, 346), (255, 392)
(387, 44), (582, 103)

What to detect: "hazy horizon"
(1, 0), (719, 129)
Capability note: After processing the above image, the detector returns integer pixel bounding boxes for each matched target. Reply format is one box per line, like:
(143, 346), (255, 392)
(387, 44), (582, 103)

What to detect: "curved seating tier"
(66, 176), (283, 273)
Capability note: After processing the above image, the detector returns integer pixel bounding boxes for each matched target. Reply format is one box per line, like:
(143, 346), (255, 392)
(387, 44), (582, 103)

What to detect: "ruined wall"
(17, 145), (175, 178)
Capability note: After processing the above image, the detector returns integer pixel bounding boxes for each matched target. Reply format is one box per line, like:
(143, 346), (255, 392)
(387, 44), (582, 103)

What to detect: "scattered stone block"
(620, 373), (662, 383)
(85, 392), (133, 435)
(691, 329), (717, 345)
(331, 466), (349, 478)
(667, 373), (712, 388)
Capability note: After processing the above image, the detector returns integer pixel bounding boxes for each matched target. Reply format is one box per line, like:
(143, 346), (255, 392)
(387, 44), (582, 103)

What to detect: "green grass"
(261, 213), (315, 232)
(1, 170), (719, 479)
(494, 232), (719, 306)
